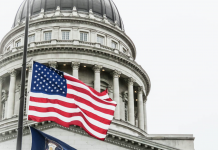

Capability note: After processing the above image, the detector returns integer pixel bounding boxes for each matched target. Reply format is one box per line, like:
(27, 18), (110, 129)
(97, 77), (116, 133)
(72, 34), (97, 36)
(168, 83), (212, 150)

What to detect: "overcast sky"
(0, 0), (217, 149)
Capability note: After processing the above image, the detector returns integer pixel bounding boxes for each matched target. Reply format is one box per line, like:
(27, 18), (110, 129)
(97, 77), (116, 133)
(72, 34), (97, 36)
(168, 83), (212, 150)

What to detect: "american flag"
(28, 62), (117, 140)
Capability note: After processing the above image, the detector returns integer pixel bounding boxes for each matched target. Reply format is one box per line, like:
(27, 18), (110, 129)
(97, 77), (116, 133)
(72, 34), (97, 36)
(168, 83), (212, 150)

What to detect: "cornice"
(0, 16), (136, 59)
(0, 45), (151, 96)
(0, 118), (191, 150)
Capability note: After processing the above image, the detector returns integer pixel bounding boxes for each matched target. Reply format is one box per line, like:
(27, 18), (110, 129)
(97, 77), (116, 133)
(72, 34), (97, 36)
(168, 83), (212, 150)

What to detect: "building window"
(15, 40), (21, 47)
(62, 31), (70, 40)
(28, 34), (35, 43)
(111, 41), (117, 49)
(44, 32), (52, 41)
(97, 35), (104, 45)
(80, 32), (88, 42)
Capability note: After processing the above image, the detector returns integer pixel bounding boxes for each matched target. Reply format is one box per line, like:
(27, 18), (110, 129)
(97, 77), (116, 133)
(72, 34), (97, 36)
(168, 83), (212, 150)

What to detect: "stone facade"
(0, 0), (194, 149)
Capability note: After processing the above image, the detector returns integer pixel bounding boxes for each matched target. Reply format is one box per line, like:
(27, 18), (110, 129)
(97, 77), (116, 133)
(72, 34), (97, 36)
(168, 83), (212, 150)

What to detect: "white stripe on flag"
(67, 88), (116, 110)
(28, 110), (107, 139)
(29, 101), (110, 129)
(30, 92), (114, 120)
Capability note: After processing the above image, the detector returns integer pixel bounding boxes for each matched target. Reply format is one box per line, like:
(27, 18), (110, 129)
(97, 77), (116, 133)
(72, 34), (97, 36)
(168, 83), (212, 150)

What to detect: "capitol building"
(0, 0), (194, 149)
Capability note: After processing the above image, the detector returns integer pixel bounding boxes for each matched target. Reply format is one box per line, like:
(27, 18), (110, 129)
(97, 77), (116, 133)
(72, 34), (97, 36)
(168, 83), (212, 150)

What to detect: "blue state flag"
(30, 127), (77, 150)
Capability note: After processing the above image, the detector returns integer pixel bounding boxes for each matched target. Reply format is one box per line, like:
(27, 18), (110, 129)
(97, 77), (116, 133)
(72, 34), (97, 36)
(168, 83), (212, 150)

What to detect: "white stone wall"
(152, 140), (195, 150)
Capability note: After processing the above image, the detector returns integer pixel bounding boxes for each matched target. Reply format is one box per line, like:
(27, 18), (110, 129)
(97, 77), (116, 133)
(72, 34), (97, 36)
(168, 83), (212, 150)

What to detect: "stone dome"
(13, 0), (124, 29)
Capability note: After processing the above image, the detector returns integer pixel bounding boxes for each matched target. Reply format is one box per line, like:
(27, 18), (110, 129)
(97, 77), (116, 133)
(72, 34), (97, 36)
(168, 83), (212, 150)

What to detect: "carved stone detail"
(89, 9), (95, 19)
(112, 70), (121, 78)
(108, 86), (113, 93)
(138, 86), (143, 94)
(28, 63), (32, 71)
(70, 6), (79, 17)
(1, 90), (8, 102)
(92, 65), (102, 73)
(123, 91), (128, 102)
(8, 69), (17, 77)
(49, 61), (58, 69)
(71, 62), (80, 69)
(128, 77), (135, 86)
(37, 8), (45, 19)
(0, 47), (149, 95)
(53, 6), (63, 17)
(103, 14), (110, 24)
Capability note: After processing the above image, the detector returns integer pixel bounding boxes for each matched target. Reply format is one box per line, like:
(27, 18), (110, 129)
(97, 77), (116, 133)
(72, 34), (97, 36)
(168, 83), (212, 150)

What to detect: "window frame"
(80, 32), (88, 42)
(44, 31), (52, 41)
(28, 34), (35, 43)
(97, 35), (105, 45)
(15, 40), (21, 47)
(61, 31), (70, 40)
(111, 40), (117, 49)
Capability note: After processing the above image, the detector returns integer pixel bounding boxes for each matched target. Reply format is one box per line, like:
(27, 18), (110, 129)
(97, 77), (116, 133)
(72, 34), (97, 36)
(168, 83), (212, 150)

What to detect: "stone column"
(0, 77), (3, 120)
(138, 86), (144, 130)
(92, 65), (102, 92)
(7, 69), (17, 118)
(90, 30), (97, 43)
(143, 97), (148, 132)
(49, 61), (58, 69)
(128, 77), (135, 125)
(72, 27), (79, 40)
(106, 35), (111, 47)
(52, 26), (60, 40)
(26, 63), (33, 115)
(71, 62), (80, 78)
(112, 70), (121, 120)
(35, 29), (42, 42)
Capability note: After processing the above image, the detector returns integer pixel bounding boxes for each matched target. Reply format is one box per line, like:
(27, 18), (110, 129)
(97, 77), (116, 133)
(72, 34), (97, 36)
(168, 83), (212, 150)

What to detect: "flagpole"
(16, 0), (30, 149)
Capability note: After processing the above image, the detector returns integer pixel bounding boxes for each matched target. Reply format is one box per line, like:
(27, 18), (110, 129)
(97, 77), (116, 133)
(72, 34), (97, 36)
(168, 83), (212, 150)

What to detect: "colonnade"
(0, 61), (147, 132)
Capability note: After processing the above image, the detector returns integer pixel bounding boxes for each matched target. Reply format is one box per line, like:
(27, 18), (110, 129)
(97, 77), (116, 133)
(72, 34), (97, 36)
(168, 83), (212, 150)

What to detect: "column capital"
(92, 65), (102, 73)
(53, 26), (60, 30)
(8, 69), (17, 77)
(112, 70), (121, 78)
(90, 29), (97, 33)
(36, 28), (42, 32)
(138, 86), (143, 94)
(72, 26), (79, 30)
(28, 63), (33, 71)
(128, 77), (135, 86)
(71, 62), (80, 69)
(49, 61), (58, 69)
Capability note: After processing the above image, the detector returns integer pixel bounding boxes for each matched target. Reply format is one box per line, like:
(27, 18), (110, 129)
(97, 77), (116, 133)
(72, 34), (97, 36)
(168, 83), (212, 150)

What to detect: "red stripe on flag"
(29, 106), (109, 134)
(28, 115), (105, 141)
(66, 84), (116, 107)
(66, 93), (115, 115)
(29, 98), (113, 125)
(64, 74), (109, 97)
